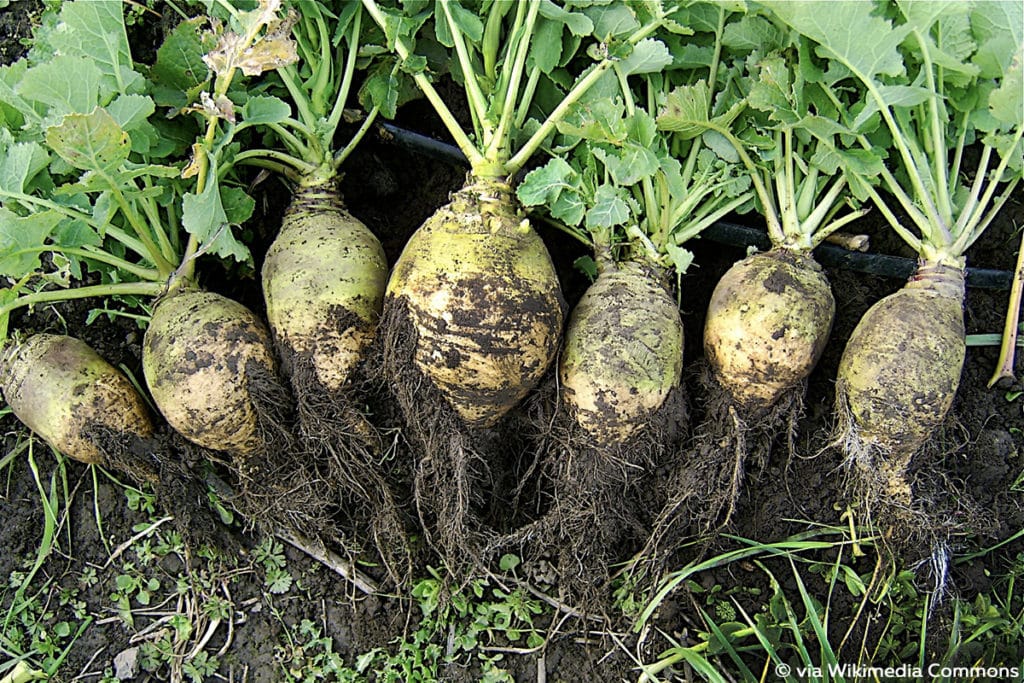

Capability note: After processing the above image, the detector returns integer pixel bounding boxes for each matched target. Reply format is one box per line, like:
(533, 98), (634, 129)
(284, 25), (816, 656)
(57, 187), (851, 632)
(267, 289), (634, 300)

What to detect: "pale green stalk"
(359, 0), (484, 167)
(0, 191), (157, 263)
(0, 282), (164, 323)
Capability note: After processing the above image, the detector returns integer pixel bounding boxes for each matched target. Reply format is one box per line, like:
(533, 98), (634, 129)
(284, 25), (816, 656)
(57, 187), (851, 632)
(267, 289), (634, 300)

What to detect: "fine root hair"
(497, 381), (687, 611)
(217, 358), (341, 539)
(371, 296), (528, 577)
(830, 381), (997, 597)
(287, 354), (413, 586)
(89, 425), (229, 552)
(634, 362), (805, 583)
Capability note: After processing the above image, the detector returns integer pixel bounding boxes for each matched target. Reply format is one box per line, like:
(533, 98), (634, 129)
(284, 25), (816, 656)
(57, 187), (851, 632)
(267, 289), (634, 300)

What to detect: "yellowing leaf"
(44, 108), (130, 174)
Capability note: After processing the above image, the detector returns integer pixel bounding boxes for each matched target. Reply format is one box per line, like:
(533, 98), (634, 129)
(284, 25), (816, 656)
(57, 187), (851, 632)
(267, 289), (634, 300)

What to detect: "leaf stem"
(988, 226), (1024, 387)
(0, 282), (165, 318)
(326, 4), (362, 136)
(9, 246), (160, 281)
(441, 0), (493, 145)
(360, 0), (485, 168)
(913, 29), (953, 228)
(487, 0), (540, 167)
(0, 192), (149, 260)
(952, 127), (1024, 255)
(105, 183), (177, 279)
(333, 107), (379, 172)
(506, 12), (667, 176)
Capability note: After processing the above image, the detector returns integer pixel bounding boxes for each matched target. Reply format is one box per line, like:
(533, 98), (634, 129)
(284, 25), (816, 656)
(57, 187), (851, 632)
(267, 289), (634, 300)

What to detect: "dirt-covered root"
(143, 290), (280, 458)
(1, 334), (154, 465)
(220, 357), (345, 538)
(90, 425), (230, 551)
(144, 290), (346, 538)
(496, 385), (686, 611)
(372, 296), (515, 576)
(833, 264), (966, 514)
(830, 386), (995, 575)
(262, 185), (387, 392)
(830, 423), (996, 597)
(704, 249), (834, 409)
(560, 260), (684, 446)
(385, 177), (564, 428)
(632, 364), (805, 581)
(286, 356), (412, 585)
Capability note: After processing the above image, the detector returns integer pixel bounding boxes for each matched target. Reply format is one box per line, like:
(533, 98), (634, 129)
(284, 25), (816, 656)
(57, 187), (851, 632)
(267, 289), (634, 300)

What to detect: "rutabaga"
(768, 0), (1023, 511)
(1, 334), (153, 465)
(514, 17), (750, 599)
(230, 1), (407, 580)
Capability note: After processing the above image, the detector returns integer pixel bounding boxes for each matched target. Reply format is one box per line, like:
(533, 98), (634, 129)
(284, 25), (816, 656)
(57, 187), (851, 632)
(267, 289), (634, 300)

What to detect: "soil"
(3, 6), (1024, 682)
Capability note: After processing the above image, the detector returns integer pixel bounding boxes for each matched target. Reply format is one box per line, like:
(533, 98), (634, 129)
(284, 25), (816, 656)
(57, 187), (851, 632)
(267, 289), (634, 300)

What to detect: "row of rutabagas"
(0, 1), (342, 541)
(1, 0), (1022, 590)
(358, 0), (671, 569)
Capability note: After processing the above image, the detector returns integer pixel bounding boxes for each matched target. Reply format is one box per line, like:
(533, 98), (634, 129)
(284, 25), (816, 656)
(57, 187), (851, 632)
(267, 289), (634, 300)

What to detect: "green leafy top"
(359, 0), (672, 180)
(0, 0), (298, 336)
(227, 0), (385, 188)
(765, 0), (1024, 267)
(518, 3), (753, 281)
(654, 2), (869, 254)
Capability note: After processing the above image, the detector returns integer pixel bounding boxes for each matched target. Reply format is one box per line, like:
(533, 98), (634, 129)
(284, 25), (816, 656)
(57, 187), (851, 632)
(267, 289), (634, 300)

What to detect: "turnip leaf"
(585, 184), (630, 230)
(970, 0), (1023, 79)
(664, 243), (693, 276)
(537, 0), (593, 37)
(765, 0), (911, 80)
(989, 49), (1023, 130)
(45, 109), (131, 176)
(656, 82), (711, 138)
(517, 157), (579, 208)
(722, 13), (785, 53)
(359, 60), (401, 119)
(182, 175), (251, 264)
(433, 0), (483, 47)
(241, 96), (292, 125)
(106, 94), (157, 135)
(582, 3), (640, 39)
(0, 135), (49, 196)
(17, 56), (105, 119)
(0, 208), (62, 277)
(57, 0), (142, 95)
(618, 38), (673, 76)
(530, 18), (565, 74)
(0, 62), (38, 128)
(151, 17), (213, 110)
(593, 143), (660, 186)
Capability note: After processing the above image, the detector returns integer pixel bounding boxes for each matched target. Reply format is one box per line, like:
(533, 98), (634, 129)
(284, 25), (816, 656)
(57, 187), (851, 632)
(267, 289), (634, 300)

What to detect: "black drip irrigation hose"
(378, 122), (1014, 291)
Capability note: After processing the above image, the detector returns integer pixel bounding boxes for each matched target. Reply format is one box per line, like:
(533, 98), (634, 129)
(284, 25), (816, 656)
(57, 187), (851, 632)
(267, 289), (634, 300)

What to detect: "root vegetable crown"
(1, 334), (153, 464)
(837, 263), (966, 464)
(262, 185), (387, 391)
(561, 260), (683, 444)
(386, 177), (564, 427)
(704, 249), (835, 410)
(143, 290), (277, 457)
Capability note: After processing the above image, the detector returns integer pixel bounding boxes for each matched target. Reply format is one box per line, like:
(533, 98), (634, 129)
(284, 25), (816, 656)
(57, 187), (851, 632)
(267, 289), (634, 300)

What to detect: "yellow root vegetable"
(262, 185), (387, 390)
(263, 185), (409, 581)
(386, 177), (564, 427)
(1, 334), (153, 464)
(835, 264), (966, 499)
(561, 259), (683, 445)
(142, 290), (279, 458)
(704, 249), (835, 411)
